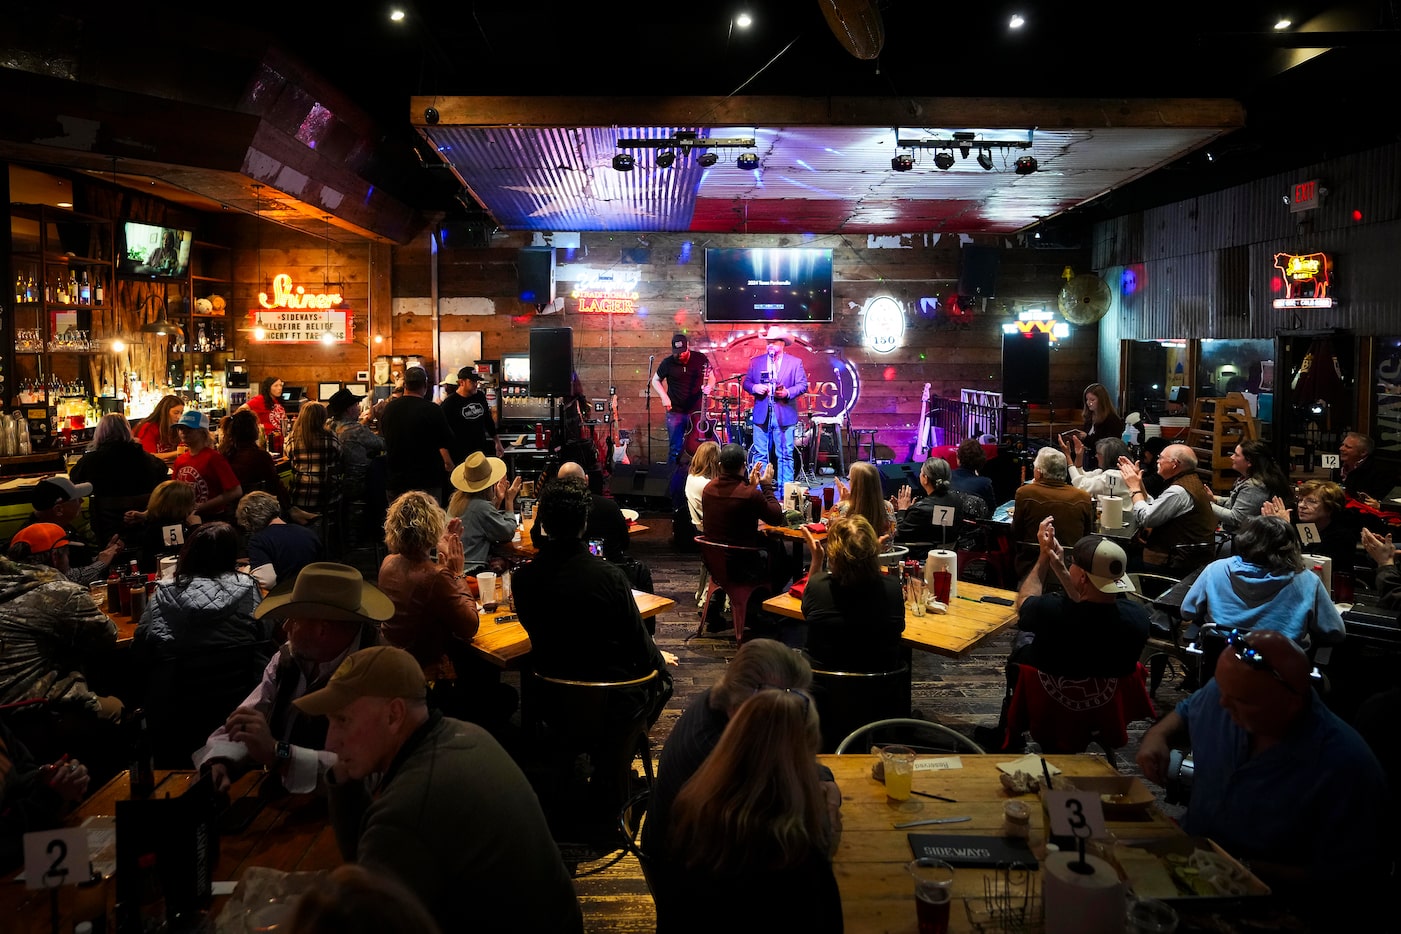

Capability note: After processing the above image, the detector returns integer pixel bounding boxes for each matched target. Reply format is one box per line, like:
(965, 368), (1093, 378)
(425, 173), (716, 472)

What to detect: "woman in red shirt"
(134, 394), (185, 460)
(172, 410), (243, 523)
(246, 376), (287, 451)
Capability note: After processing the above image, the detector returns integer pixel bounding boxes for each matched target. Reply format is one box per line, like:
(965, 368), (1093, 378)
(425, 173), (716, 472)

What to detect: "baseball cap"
(671, 333), (688, 352)
(293, 646), (428, 716)
(30, 476), (94, 511)
(175, 410), (210, 431)
(457, 366), (484, 382)
(9, 523), (72, 554)
(1071, 536), (1135, 593)
(404, 366), (428, 389)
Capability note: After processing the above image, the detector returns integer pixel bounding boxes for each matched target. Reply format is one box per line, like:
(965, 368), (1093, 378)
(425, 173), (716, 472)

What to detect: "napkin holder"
(116, 773), (219, 924)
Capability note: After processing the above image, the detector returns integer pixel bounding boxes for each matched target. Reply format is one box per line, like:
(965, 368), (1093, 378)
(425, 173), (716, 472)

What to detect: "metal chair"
(811, 660), (912, 753)
(617, 787), (658, 894)
(523, 668), (660, 862)
(693, 537), (773, 643)
(834, 718), (987, 755)
(1128, 572), (1193, 696)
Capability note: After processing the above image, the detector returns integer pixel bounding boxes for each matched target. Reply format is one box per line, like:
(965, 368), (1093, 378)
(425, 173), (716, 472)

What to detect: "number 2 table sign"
(23, 827), (89, 891)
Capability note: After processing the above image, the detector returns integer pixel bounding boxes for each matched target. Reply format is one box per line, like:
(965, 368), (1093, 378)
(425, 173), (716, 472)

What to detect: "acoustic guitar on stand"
(683, 393), (719, 456)
(914, 382), (933, 459)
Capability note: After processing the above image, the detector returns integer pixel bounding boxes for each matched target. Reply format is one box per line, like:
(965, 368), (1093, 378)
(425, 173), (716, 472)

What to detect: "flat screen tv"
(501, 353), (531, 384)
(118, 221), (193, 279)
(705, 248), (833, 323)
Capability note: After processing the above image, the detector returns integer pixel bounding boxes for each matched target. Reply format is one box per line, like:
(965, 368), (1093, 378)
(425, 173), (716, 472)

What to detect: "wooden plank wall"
(238, 228), (1095, 464)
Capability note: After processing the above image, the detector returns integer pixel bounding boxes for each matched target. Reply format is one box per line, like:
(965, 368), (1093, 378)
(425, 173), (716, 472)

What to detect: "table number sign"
(1044, 789), (1108, 841)
(1319, 454), (1340, 470)
(931, 505), (956, 527)
(1295, 522), (1322, 547)
(23, 827), (89, 890)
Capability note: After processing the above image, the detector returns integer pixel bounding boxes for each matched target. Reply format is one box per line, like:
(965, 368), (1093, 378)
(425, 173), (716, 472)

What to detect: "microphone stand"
(645, 353), (655, 467)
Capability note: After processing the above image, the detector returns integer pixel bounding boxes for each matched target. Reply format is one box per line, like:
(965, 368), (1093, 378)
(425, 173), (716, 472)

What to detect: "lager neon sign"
(258, 273), (344, 310)
(571, 272), (640, 315)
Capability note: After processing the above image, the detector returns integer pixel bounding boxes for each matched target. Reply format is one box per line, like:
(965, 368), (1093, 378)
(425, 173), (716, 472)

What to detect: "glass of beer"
(907, 858), (955, 934)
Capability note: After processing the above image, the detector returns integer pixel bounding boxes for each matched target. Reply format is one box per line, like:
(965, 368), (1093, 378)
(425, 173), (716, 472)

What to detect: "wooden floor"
(346, 501), (1189, 932)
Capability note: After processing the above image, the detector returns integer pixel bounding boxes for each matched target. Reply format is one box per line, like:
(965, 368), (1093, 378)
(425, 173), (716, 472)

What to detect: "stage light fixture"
(891, 153), (914, 172)
(655, 150), (676, 169)
(736, 152), (761, 171)
(933, 150), (955, 170)
(697, 152), (719, 168)
(1014, 155), (1038, 175)
(612, 154), (635, 172)
(976, 148), (994, 171)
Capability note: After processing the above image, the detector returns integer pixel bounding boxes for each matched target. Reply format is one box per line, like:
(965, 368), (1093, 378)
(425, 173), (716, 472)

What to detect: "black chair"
(1128, 572), (1191, 696)
(834, 718), (987, 755)
(523, 669), (660, 861)
(618, 787), (659, 895)
(144, 641), (269, 768)
(810, 657), (912, 754)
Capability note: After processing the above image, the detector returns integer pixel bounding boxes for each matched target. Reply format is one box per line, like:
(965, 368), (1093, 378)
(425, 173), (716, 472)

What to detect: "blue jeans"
(665, 410), (689, 463)
(751, 420), (795, 494)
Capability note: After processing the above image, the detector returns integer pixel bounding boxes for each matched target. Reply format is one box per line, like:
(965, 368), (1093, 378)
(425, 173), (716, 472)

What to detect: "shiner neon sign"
(258, 274), (344, 310)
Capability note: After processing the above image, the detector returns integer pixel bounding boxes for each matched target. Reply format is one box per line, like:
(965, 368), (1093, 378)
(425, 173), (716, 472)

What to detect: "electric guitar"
(610, 392), (630, 466)
(914, 382), (933, 459)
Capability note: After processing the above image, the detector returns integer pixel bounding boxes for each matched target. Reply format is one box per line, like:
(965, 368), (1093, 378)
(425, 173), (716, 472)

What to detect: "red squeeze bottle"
(535, 422), (544, 449)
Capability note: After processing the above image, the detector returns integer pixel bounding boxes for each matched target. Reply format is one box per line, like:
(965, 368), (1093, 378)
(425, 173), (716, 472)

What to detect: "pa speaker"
(1002, 331), (1050, 404)
(529, 327), (573, 397)
(959, 245), (1000, 298)
(517, 246), (556, 304)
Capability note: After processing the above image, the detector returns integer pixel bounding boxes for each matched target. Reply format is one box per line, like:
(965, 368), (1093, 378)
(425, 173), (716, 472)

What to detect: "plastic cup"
(932, 569), (952, 604)
(88, 581), (107, 610)
(906, 576), (926, 617)
(881, 744), (916, 801)
(1125, 895), (1178, 933)
(477, 571), (497, 607)
(822, 485), (835, 510)
(907, 858), (955, 934)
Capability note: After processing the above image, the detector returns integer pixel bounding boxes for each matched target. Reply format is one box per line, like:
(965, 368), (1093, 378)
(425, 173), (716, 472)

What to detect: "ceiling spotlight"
(891, 153), (914, 172)
(735, 12), (753, 29)
(655, 150), (676, 169)
(736, 152), (761, 171)
(1014, 155), (1038, 175)
(933, 151), (955, 171)
(389, 8), (406, 23)
(1274, 18), (1292, 30)
(976, 149), (994, 171)
(1009, 14), (1025, 29)
(697, 152), (718, 168)
(612, 154), (635, 172)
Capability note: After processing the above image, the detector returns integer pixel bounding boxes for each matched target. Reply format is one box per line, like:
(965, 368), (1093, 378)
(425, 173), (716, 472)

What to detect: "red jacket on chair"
(1004, 662), (1156, 753)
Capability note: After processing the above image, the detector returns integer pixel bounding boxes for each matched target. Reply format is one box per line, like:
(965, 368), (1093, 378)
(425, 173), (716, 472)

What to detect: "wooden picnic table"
(470, 589), (676, 668)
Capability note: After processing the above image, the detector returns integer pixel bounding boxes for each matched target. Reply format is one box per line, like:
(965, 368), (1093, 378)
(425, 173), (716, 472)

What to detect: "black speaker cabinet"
(529, 327), (573, 397)
(877, 462), (921, 498)
(517, 246), (556, 304)
(959, 245), (1000, 298)
(1002, 331), (1050, 404)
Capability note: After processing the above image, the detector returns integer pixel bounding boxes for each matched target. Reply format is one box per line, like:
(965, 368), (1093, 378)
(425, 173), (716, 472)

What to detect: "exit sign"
(1290, 178), (1321, 214)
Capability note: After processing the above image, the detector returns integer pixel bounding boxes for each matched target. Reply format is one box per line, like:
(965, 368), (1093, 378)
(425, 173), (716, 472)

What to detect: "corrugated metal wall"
(1094, 141), (1401, 344)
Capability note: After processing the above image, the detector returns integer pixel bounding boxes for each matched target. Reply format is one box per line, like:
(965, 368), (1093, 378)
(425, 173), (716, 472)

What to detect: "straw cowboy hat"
(763, 327), (794, 345)
(451, 451), (507, 494)
(254, 562), (396, 622)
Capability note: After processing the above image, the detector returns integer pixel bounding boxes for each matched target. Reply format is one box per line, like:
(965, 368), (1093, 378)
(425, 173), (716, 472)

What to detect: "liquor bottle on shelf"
(67, 268), (78, 304)
(12, 274), (21, 304)
(43, 275), (53, 303)
(93, 276), (104, 306)
(25, 274), (36, 302)
(215, 325), (225, 351)
(79, 270), (91, 305)
(53, 272), (67, 305)
(196, 322), (207, 352)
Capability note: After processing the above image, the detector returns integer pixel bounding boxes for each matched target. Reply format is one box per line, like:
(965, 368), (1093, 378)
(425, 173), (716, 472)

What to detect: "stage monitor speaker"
(877, 462), (921, 498)
(959, 245), (1000, 298)
(529, 327), (573, 397)
(1002, 331), (1050, 404)
(517, 246), (556, 304)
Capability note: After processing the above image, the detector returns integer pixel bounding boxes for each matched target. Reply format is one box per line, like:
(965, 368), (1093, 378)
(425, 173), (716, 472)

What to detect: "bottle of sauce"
(128, 709), (155, 798)
(106, 571), (122, 611)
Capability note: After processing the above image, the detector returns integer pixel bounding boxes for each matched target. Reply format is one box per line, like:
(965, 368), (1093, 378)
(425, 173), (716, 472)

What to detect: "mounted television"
(118, 221), (193, 279)
(704, 248), (833, 323)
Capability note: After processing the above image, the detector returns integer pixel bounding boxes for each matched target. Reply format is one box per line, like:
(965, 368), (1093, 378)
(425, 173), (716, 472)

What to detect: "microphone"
(649, 353), (655, 367)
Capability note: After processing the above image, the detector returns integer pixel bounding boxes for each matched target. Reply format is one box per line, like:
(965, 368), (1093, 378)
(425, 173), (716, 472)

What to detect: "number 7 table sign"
(23, 827), (89, 890)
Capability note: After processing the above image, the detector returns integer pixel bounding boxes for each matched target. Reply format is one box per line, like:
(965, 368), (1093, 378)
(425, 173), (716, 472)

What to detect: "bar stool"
(850, 428), (879, 463)
(809, 415), (846, 477)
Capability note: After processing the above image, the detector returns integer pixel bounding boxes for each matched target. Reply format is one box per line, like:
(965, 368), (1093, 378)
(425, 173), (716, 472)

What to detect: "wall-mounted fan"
(1057, 274), (1112, 325)
(818, 0), (885, 60)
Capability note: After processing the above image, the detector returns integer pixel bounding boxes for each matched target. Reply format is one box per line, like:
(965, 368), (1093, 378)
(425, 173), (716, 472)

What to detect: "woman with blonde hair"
(133, 394), (186, 460)
(286, 401), (342, 513)
(658, 689), (841, 932)
(800, 515), (905, 671)
(834, 460), (895, 541)
(685, 440), (721, 532)
(128, 479), (201, 573)
(377, 492), (509, 725)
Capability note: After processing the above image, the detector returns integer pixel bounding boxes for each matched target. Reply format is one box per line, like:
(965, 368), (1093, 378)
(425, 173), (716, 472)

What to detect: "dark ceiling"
(4, 1), (1399, 237)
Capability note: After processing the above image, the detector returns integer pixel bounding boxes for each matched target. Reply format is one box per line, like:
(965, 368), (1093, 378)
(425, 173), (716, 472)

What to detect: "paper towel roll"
(1304, 553), (1332, 593)
(1099, 495), (1126, 529)
(1043, 852), (1125, 934)
(924, 549), (958, 603)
